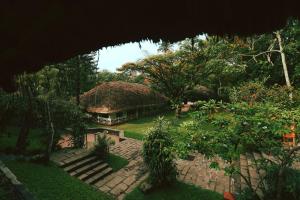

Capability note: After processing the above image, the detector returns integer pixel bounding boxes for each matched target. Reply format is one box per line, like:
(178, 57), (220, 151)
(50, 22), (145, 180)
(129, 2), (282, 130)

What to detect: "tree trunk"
(16, 114), (31, 153)
(275, 31), (293, 100)
(16, 86), (33, 153)
(45, 101), (55, 161)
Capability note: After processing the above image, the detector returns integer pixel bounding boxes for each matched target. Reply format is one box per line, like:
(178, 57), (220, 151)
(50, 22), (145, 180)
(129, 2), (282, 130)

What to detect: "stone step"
(64, 156), (99, 172)
(77, 163), (109, 180)
(69, 160), (104, 177)
(59, 151), (94, 168)
(84, 167), (113, 185)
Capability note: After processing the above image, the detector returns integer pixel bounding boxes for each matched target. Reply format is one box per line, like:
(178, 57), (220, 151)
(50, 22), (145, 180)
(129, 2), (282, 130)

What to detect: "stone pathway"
(95, 138), (148, 200)
(52, 138), (300, 200)
(176, 154), (233, 194)
(107, 138), (236, 198)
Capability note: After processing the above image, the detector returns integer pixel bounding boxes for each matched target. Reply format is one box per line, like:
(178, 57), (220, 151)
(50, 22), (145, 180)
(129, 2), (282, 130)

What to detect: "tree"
(49, 52), (98, 100)
(235, 19), (300, 100)
(35, 66), (87, 160)
(15, 73), (39, 153)
(182, 101), (300, 200)
(118, 50), (204, 117)
(0, 89), (16, 135)
(200, 36), (250, 99)
(157, 40), (173, 53)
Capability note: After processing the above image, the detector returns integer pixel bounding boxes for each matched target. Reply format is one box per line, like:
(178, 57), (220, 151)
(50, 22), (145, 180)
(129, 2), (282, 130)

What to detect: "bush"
(263, 166), (300, 200)
(142, 117), (177, 186)
(94, 134), (112, 159)
(229, 81), (267, 104)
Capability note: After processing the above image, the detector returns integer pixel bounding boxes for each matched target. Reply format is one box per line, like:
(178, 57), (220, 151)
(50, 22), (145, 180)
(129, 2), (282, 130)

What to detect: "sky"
(96, 35), (206, 72)
(96, 40), (178, 72)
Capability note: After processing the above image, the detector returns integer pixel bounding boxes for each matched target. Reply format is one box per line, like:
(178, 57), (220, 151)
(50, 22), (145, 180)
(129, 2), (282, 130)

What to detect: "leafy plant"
(142, 117), (177, 186)
(94, 134), (113, 159)
(183, 100), (300, 200)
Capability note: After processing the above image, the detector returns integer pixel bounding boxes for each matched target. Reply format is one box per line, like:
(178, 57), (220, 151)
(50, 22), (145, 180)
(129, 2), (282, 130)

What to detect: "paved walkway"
(95, 138), (148, 200)
(52, 138), (300, 200)
(96, 138), (234, 199)
(176, 154), (233, 194)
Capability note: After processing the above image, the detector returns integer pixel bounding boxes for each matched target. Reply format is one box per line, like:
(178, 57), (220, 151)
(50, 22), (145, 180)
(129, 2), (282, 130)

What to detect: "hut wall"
(92, 103), (169, 125)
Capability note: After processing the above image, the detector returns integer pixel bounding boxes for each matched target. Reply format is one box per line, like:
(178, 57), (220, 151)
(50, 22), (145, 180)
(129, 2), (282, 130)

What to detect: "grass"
(0, 127), (46, 154)
(106, 153), (129, 171)
(123, 130), (145, 140)
(4, 160), (113, 200)
(124, 181), (223, 200)
(0, 175), (15, 200)
(110, 112), (192, 140)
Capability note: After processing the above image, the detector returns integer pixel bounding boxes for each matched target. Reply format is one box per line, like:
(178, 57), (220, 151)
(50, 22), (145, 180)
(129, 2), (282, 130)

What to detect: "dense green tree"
(119, 50), (204, 117)
(47, 52), (98, 101)
(14, 73), (40, 153)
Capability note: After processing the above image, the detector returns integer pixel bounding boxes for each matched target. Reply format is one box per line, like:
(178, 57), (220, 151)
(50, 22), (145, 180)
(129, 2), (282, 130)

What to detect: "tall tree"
(15, 73), (38, 153)
(50, 52), (98, 100)
(119, 50), (204, 117)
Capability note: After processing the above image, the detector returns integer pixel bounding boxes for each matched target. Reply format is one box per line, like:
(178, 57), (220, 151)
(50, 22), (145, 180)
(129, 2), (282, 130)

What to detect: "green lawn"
(110, 112), (192, 140)
(4, 160), (113, 200)
(0, 172), (16, 200)
(106, 153), (129, 172)
(124, 181), (223, 200)
(0, 127), (46, 154)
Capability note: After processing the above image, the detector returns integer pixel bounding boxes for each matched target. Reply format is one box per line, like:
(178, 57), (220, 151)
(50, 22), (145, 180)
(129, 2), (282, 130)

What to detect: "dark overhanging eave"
(0, 1), (299, 91)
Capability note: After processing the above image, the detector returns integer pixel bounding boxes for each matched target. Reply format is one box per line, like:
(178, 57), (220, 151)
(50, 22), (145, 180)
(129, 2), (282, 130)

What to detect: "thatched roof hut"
(80, 81), (168, 114)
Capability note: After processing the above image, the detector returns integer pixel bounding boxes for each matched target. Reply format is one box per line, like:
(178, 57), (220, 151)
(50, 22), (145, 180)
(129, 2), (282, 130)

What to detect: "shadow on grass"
(124, 181), (223, 200)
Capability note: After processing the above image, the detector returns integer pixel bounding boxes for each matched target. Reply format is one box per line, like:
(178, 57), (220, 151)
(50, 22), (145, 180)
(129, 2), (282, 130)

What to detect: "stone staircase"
(52, 150), (113, 186)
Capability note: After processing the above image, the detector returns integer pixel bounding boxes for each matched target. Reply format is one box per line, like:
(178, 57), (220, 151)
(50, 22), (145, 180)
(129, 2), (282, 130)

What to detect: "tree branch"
(239, 50), (280, 58)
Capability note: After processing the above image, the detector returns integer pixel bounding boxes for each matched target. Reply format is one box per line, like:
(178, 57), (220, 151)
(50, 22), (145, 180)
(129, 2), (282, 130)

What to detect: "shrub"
(142, 117), (177, 186)
(94, 134), (113, 159)
(263, 166), (300, 200)
(229, 81), (267, 104)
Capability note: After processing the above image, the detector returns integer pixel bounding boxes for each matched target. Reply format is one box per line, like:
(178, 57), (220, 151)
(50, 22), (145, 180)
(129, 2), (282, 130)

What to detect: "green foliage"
(229, 81), (300, 108)
(93, 134), (112, 159)
(96, 69), (145, 85)
(35, 99), (87, 149)
(45, 53), (98, 98)
(0, 90), (17, 132)
(0, 127), (46, 154)
(142, 117), (177, 186)
(183, 100), (300, 199)
(229, 81), (267, 104)
(263, 167), (300, 200)
(119, 50), (203, 112)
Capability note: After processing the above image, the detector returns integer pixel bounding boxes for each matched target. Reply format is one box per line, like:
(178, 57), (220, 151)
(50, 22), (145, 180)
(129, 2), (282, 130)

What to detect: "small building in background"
(80, 81), (168, 125)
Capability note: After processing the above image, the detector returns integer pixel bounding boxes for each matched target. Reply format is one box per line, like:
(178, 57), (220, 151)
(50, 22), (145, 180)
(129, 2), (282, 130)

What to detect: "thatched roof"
(80, 81), (168, 114)
(1, 1), (299, 91)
